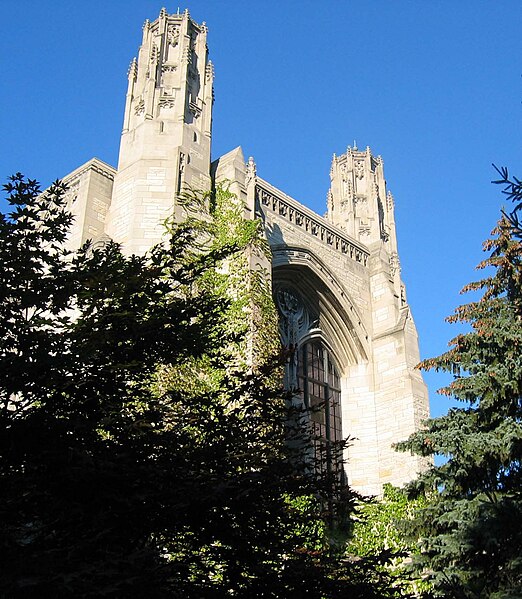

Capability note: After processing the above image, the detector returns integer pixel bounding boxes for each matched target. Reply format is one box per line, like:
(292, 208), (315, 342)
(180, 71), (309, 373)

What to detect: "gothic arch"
(271, 245), (370, 370)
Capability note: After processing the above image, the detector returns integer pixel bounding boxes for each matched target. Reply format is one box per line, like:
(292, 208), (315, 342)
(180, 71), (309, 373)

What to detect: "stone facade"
(60, 8), (429, 497)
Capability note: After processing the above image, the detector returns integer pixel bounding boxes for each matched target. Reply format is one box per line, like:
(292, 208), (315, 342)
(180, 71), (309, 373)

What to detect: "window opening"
(297, 340), (343, 478)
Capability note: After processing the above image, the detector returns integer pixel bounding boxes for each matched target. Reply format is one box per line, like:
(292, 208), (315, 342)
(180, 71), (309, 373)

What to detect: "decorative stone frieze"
(256, 184), (369, 266)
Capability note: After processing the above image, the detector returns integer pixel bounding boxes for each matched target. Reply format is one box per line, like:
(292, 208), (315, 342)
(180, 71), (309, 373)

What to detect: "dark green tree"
(0, 175), (402, 598)
(399, 168), (522, 598)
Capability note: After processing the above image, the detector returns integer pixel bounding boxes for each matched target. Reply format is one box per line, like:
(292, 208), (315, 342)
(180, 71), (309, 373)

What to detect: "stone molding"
(255, 179), (370, 267)
(62, 157), (116, 187)
(272, 245), (370, 362)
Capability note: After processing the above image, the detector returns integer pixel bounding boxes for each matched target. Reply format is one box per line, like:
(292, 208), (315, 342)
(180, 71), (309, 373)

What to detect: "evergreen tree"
(0, 175), (401, 598)
(399, 167), (522, 598)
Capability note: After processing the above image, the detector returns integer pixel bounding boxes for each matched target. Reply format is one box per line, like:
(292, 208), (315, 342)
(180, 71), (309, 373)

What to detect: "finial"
(159, 7), (167, 18)
(246, 156), (257, 184)
(143, 19), (150, 30)
(353, 140), (357, 151)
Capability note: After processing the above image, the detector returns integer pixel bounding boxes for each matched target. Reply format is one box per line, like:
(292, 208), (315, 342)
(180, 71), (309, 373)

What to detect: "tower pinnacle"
(106, 9), (213, 255)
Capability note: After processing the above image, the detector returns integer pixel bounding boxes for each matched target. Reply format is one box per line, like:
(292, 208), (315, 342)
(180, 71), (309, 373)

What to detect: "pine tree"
(399, 168), (522, 598)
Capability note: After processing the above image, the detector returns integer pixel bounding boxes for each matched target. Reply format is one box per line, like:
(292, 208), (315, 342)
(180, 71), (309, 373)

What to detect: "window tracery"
(275, 286), (343, 477)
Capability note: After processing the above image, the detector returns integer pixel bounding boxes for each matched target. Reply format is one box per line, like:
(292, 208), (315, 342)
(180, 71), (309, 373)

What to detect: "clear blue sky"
(1, 1), (521, 419)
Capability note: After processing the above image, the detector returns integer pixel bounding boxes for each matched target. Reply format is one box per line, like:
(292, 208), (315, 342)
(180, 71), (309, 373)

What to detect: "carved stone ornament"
(134, 98), (145, 115)
(182, 46), (191, 64)
(205, 61), (215, 82)
(189, 100), (202, 118)
(150, 43), (159, 64)
(344, 179), (354, 200)
(359, 223), (371, 236)
(327, 189), (333, 212)
(372, 180), (379, 199)
(354, 160), (365, 180)
(400, 283), (407, 307)
(246, 156), (257, 185)
(127, 58), (138, 82)
(276, 288), (309, 389)
(64, 182), (80, 209)
(167, 24), (179, 46)
(390, 252), (400, 276)
(159, 96), (176, 108)
(386, 190), (394, 212)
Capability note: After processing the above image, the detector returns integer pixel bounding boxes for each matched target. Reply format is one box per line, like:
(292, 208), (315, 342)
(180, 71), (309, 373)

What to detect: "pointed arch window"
(275, 286), (344, 477)
(297, 339), (343, 475)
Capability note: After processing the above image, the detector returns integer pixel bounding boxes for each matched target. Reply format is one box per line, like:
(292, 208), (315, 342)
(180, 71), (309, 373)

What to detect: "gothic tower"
(106, 8), (213, 255)
(327, 145), (403, 312)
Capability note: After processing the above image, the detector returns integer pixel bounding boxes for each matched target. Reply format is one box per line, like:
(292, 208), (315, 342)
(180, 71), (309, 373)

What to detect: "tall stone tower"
(105, 8), (213, 255)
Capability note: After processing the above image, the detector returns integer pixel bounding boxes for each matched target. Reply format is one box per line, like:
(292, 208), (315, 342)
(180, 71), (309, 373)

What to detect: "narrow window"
(297, 340), (343, 477)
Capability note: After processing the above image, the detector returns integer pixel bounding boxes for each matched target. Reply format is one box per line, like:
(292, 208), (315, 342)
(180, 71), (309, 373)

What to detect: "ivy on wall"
(158, 183), (281, 396)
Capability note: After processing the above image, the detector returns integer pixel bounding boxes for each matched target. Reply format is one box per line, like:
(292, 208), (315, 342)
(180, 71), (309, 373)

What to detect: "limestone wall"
(62, 158), (115, 251)
(256, 176), (429, 496)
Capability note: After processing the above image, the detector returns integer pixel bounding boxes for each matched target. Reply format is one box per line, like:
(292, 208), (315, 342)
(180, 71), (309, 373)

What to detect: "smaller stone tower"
(327, 145), (403, 307)
(106, 8), (213, 254)
(327, 146), (429, 491)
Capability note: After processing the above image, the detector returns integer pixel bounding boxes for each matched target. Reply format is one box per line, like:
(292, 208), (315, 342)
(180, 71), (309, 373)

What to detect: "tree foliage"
(398, 167), (522, 598)
(348, 485), (430, 596)
(0, 175), (401, 598)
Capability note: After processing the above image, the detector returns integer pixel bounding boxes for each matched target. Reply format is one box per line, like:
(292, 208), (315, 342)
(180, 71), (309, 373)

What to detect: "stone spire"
(327, 146), (403, 308)
(327, 146), (395, 247)
(106, 8), (213, 254)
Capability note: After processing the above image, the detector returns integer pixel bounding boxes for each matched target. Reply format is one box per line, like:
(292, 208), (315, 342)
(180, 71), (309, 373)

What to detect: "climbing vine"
(158, 183), (280, 397)
(347, 484), (431, 595)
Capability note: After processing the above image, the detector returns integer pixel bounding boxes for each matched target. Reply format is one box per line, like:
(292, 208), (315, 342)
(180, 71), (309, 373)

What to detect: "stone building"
(59, 8), (429, 497)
